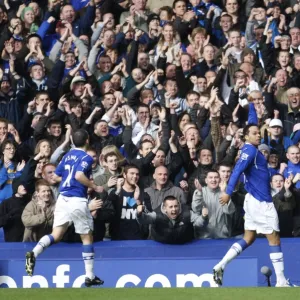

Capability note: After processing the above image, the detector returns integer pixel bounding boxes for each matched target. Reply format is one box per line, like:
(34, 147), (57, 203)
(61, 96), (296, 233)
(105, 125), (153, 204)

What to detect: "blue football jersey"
(55, 148), (93, 198)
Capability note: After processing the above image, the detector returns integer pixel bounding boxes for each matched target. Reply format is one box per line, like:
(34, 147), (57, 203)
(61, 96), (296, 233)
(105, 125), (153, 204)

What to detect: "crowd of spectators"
(0, 0), (300, 244)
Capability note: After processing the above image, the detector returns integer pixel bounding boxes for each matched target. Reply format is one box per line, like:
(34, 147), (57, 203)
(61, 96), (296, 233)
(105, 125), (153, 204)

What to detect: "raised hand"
(179, 180), (189, 192)
(158, 106), (167, 122)
(284, 175), (292, 191)
(134, 184), (140, 201)
(17, 160), (26, 172)
(65, 124), (72, 142)
(116, 178), (124, 194)
(107, 176), (118, 188)
(194, 179), (202, 192)
(89, 198), (103, 211)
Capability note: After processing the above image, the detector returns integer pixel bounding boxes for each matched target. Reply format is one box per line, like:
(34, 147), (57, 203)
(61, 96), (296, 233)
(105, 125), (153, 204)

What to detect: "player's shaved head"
(72, 129), (89, 147)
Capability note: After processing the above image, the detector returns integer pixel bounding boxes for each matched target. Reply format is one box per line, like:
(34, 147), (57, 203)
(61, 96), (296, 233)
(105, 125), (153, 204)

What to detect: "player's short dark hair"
(243, 123), (258, 138)
(124, 164), (139, 174)
(72, 129), (89, 147)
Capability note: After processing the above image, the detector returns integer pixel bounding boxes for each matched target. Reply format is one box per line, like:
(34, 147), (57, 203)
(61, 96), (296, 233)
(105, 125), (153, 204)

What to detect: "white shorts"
(243, 193), (279, 235)
(53, 194), (93, 235)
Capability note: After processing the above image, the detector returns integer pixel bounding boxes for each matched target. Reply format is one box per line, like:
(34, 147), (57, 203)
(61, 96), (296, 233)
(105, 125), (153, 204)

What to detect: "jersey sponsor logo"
(241, 153), (249, 161)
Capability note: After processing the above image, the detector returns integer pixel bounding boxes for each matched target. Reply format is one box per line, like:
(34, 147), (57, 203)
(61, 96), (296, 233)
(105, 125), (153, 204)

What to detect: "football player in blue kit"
(213, 124), (293, 287)
(25, 129), (104, 287)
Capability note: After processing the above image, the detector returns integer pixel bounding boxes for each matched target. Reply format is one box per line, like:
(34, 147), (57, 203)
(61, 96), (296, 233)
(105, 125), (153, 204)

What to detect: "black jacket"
(0, 194), (31, 242)
(151, 204), (194, 244)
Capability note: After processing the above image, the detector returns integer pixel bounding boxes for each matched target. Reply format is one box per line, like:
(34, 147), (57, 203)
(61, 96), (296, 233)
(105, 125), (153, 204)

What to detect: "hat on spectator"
(258, 144), (270, 153)
(13, 35), (24, 42)
(147, 14), (160, 26)
(70, 76), (86, 90)
(27, 60), (43, 71)
(12, 178), (28, 195)
(21, 7), (34, 21)
(269, 119), (283, 128)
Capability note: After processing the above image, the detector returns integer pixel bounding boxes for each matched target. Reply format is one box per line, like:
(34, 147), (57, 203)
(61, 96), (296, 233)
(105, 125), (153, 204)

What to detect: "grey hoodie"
(144, 180), (187, 210)
(192, 187), (235, 239)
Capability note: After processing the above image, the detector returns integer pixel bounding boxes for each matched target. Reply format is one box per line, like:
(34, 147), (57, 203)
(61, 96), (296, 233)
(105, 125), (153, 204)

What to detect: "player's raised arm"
(225, 146), (256, 196)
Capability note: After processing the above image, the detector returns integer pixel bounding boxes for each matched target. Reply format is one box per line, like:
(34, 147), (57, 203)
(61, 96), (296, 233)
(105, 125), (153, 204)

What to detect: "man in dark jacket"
(136, 195), (208, 244)
(0, 179), (31, 242)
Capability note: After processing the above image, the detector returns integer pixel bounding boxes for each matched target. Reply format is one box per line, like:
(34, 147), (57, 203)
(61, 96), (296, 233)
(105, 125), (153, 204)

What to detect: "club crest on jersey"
(241, 153), (249, 161)
(81, 161), (89, 169)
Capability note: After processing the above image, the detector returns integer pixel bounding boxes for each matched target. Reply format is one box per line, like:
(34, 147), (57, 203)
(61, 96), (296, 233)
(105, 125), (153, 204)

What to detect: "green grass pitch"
(1, 288), (299, 300)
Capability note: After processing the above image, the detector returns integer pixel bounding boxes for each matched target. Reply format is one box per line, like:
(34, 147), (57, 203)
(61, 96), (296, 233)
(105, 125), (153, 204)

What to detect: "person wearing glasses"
(0, 140), (25, 203)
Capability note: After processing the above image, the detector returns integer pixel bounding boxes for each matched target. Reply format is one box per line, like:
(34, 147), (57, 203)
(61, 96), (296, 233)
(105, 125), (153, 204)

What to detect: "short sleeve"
(76, 155), (93, 174)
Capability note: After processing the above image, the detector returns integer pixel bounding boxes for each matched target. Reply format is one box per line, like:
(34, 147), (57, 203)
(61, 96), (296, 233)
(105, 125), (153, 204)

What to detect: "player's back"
(55, 148), (93, 198)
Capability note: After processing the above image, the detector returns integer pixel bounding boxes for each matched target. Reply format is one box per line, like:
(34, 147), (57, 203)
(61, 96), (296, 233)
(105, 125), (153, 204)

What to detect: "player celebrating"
(213, 124), (292, 287)
(25, 129), (104, 287)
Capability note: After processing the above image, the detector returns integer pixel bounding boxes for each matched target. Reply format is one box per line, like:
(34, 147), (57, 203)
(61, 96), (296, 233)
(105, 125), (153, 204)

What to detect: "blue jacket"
(268, 166), (279, 177)
(0, 163), (22, 203)
(261, 136), (293, 151)
(226, 143), (272, 202)
(42, 4), (95, 37)
(283, 161), (300, 189)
